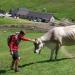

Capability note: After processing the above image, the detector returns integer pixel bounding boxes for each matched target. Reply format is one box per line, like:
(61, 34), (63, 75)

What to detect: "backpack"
(7, 35), (14, 46)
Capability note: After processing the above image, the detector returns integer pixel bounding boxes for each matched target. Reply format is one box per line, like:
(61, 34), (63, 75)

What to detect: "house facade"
(10, 8), (55, 23)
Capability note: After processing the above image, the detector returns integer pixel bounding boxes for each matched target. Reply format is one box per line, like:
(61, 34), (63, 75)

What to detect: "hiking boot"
(15, 68), (19, 72)
(10, 67), (14, 70)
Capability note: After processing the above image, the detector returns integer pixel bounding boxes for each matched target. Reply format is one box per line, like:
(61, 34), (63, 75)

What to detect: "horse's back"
(51, 25), (75, 45)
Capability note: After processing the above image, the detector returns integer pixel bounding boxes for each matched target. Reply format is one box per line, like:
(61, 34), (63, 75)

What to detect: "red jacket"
(8, 35), (30, 52)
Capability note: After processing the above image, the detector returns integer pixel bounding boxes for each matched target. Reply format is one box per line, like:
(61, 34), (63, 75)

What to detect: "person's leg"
(11, 59), (15, 70)
(15, 59), (19, 72)
(10, 53), (15, 70)
(14, 51), (20, 72)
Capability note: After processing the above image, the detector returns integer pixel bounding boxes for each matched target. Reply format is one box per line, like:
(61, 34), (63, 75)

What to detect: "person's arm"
(8, 36), (15, 54)
(9, 42), (13, 50)
(21, 37), (35, 42)
(8, 42), (14, 55)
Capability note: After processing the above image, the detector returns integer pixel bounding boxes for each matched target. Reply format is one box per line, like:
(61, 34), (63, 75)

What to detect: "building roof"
(28, 11), (53, 20)
(11, 8), (54, 20)
(17, 8), (29, 16)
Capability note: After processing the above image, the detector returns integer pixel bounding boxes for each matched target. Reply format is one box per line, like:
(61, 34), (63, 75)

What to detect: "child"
(8, 30), (34, 72)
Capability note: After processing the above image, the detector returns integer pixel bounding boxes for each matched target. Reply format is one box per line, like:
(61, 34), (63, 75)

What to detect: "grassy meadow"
(0, 0), (75, 75)
(0, 29), (75, 75)
(0, 17), (32, 25)
(0, 0), (75, 19)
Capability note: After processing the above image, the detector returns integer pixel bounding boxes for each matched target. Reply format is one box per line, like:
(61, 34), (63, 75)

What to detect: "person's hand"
(10, 51), (13, 55)
(31, 39), (35, 42)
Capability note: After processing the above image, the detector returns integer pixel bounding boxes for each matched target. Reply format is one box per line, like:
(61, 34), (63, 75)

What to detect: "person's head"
(19, 30), (26, 36)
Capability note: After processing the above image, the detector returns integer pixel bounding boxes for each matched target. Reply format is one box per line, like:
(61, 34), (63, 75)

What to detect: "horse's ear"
(35, 38), (38, 42)
(33, 38), (37, 43)
(34, 38), (40, 44)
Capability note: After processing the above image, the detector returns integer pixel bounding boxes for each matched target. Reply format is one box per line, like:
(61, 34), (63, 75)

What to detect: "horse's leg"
(54, 37), (62, 60)
(50, 49), (55, 60)
(55, 43), (61, 60)
(49, 43), (57, 61)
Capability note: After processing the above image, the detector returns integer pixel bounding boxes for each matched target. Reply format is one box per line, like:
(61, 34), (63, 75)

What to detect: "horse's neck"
(40, 32), (52, 42)
(40, 36), (50, 43)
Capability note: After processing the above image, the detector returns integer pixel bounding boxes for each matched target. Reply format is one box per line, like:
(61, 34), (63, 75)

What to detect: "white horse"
(34, 25), (75, 60)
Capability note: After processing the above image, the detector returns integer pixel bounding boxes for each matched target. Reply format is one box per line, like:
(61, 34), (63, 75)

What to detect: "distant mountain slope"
(0, 0), (75, 20)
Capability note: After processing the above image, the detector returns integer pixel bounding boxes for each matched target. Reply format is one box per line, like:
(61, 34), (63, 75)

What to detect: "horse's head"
(34, 38), (44, 54)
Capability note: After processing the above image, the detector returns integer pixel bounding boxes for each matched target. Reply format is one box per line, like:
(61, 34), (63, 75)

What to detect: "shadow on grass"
(19, 57), (75, 68)
(0, 70), (6, 74)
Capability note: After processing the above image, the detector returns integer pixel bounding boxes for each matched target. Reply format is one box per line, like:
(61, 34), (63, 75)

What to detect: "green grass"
(0, 0), (75, 19)
(1, 29), (75, 75)
(0, 17), (32, 25)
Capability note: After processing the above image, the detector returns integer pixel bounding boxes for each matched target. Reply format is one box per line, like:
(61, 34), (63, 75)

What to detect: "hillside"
(0, 0), (75, 20)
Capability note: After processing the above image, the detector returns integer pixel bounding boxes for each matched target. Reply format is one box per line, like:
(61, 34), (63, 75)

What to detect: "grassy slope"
(0, 0), (75, 19)
(0, 29), (75, 75)
(0, 17), (32, 25)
